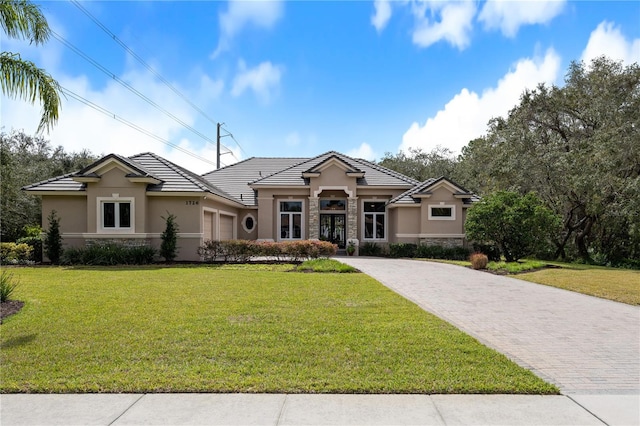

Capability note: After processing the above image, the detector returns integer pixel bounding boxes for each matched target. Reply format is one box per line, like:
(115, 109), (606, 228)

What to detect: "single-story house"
(23, 150), (477, 261)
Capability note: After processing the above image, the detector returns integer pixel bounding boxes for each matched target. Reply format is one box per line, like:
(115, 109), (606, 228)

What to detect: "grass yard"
(518, 263), (640, 306)
(0, 265), (556, 394)
(427, 259), (639, 306)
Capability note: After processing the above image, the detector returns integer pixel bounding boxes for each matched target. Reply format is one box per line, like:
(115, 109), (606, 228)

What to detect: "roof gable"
(303, 154), (364, 177)
(250, 151), (417, 188)
(388, 177), (478, 206)
(24, 152), (241, 205)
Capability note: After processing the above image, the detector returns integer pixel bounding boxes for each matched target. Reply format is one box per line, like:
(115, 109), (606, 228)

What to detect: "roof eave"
(72, 176), (101, 183)
(23, 190), (86, 196)
(127, 176), (163, 185)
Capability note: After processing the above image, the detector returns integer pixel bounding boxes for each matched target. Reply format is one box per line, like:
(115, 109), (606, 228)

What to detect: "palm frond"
(0, 0), (50, 44)
(0, 52), (62, 133)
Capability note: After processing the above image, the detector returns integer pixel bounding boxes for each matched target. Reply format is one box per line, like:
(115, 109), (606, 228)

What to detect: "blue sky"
(2, 0), (639, 174)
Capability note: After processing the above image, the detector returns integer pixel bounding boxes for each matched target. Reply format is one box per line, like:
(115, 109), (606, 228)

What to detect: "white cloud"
(401, 49), (561, 154)
(411, 0), (477, 49)
(212, 0), (284, 57)
(371, 0), (392, 33)
(581, 21), (640, 65)
(231, 60), (283, 103)
(1, 61), (227, 175)
(285, 132), (301, 147)
(479, 0), (565, 37)
(347, 142), (376, 161)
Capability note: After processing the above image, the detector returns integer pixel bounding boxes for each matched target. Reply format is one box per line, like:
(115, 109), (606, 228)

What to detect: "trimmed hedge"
(198, 240), (337, 263)
(60, 242), (157, 266)
(388, 243), (471, 260)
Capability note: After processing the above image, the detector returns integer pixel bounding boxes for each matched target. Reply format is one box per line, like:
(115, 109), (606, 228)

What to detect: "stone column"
(308, 197), (319, 239)
(347, 197), (358, 241)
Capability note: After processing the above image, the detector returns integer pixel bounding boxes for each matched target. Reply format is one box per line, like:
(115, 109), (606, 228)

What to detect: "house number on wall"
(186, 200), (199, 205)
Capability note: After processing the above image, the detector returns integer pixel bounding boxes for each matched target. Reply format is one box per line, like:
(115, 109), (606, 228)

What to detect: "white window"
(98, 197), (134, 232)
(363, 201), (386, 240)
(428, 204), (455, 221)
(278, 200), (303, 240)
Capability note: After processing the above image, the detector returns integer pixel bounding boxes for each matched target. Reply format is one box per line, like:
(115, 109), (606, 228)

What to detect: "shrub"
(44, 210), (63, 264)
(465, 191), (561, 262)
(359, 242), (385, 257)
(197, 240), (223, 262)
(221, 240), (256, 262)
(0, 242), (33, 264)
(415, 244), (471, 260)
(470, 252), (489, 270)
(416, 244), (445, 259)
(472, 243), (501, 262)
(160, 213), (179, 262)
(16, 236), (42, 262)
(0, 270), (19, 302)
(60, 242), (156, 266)
(254, 241), (283, 259)
(389, 243), (417, 258)
(197, 240), (337, 263)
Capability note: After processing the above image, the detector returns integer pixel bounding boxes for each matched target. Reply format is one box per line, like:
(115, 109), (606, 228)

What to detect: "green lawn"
(1, 265), (556, 394)
(428, 259), (639, 305)
(518, 263), (640, 306)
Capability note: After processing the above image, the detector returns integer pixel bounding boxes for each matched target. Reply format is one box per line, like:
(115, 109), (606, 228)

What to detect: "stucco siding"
(86, 167), (148, 233)
(309, 165), (357, 197)
(420, 186), (465, 235)
(42, 196), (87, 234)
(147, 196), (202, 234)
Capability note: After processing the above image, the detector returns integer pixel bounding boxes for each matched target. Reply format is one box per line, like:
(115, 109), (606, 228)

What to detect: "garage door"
(220, 214), (234, 240)
(203, 211), (216, 241)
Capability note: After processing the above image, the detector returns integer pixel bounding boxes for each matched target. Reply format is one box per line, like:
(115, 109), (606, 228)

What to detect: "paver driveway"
(338, 257), (640, 395)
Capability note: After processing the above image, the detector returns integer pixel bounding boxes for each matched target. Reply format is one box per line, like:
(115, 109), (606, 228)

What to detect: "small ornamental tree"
(44, 210), (63, 264)
(160, 212), (179, 262)
(465, 191), (561, 262)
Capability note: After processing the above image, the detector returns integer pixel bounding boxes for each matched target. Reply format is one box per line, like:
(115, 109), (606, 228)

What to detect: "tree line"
(0, 131), (98, 242)
(380, 57), (639, 266)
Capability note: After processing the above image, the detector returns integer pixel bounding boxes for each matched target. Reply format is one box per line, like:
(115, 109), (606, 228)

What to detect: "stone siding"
(419, 237), (465, 248)
(347, 198), (358, 241)
(308, 197), (319, 239)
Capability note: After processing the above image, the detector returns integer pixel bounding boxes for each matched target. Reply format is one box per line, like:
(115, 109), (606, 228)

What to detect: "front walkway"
(337, 257), (640, 395)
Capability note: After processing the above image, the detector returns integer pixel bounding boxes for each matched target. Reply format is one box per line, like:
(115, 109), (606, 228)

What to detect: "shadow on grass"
(1, 333), (37, 349)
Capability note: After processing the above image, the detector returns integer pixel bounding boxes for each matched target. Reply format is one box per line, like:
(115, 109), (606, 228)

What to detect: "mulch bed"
(0, 300), (24, 324)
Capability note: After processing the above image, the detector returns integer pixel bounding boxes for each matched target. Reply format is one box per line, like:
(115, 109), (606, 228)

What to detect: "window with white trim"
(428, 204), (455, 220)
(363, 201), (386, 240)
(279, 200), (303, 240)
(98, 197), (134, 232)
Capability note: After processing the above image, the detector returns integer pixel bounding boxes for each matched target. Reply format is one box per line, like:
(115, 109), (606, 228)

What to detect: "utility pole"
(216, 122), (221, 169)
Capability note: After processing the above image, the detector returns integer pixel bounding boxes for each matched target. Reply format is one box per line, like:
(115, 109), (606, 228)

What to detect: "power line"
(51, 30), (226, 149)
(66, 0), (248, 158)
(60, 86), (218, 168)
(69, 0), (219, 128)
(220, 125), (247, 159)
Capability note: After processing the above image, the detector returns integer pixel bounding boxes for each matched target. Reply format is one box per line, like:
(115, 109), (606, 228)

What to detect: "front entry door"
(320, 214), (346, 249)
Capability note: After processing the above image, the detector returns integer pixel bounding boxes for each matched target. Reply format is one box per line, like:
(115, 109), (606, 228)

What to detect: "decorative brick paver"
(338, 257), (640, 394)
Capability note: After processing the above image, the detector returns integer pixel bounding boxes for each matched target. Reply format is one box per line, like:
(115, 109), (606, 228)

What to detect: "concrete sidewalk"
(3, 393), (638, 425)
